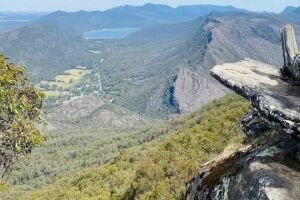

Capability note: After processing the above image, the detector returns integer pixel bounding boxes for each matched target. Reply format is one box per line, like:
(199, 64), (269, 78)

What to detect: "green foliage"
(0, 182), (8, 192)
(5, 94), (250, 200)
(0, 53), (44, 181)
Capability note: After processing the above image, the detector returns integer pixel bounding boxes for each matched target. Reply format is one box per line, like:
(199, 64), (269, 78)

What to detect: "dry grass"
(43, 91), (69, 97)
(38, 67), (91, 97)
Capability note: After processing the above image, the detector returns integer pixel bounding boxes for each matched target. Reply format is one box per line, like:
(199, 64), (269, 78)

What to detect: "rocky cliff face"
(201, 13), (285, 68)
(172, 68), (229, 113)
(182, 12), (299, 70)
(168, 13), (300, 114)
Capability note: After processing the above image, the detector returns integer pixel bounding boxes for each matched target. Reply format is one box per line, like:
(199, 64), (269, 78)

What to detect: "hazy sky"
(0, 0), (299, 13)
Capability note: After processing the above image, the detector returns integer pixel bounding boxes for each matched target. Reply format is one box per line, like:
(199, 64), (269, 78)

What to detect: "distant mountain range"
(0, 4), (299, 115)
(0, 12), (47, 32)
(0, 4), (248, 81)
(37, 4), (247, 35)
(281, 6), (300, 15)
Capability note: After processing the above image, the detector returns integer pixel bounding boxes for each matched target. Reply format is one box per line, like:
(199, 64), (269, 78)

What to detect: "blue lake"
(83, 28), (141, 39)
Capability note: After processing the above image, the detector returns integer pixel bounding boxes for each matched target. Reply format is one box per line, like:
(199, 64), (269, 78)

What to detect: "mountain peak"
(281, 6), (300, 14)
(109, 3), (173, 12)
(143, 3), (171, 8)
(53, 10), (67, 15)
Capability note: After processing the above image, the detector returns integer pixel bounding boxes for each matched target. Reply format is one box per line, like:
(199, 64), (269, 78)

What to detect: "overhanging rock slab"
(210, 59), (300, 136)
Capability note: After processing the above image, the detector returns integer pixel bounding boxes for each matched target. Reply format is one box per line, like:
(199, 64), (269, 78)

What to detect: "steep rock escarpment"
(184, 12), (300, 70)
(172, 68), (229, 113)
(171, 13), (300, 114)
(202, 13), (283, 68)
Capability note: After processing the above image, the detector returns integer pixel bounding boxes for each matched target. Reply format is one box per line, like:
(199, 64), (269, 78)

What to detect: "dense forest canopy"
(4, 94), (251, 199)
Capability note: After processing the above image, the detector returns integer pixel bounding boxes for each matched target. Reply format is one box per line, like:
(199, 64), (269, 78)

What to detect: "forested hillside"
(1, 94), (251, 199)
(0, 12), (47, 32)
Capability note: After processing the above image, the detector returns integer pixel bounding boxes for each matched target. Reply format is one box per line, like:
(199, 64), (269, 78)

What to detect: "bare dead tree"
(280, 24), (300, 80)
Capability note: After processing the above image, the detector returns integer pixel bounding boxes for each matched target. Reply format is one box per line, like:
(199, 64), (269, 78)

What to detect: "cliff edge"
(186, 25), (300, 200)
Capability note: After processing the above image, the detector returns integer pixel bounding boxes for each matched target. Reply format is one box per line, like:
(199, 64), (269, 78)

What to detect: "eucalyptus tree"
(0, 53), (45, 182)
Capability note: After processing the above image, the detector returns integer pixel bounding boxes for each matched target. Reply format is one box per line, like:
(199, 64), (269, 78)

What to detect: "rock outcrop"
(186, 138), (300, 200)
(186, 25), (300, 200)
(211, 59), (300, 136)
(186, 58), (300, 199)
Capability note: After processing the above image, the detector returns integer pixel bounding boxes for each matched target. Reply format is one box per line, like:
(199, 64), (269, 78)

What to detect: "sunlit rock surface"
(211, 59), (300, 136)
(186, 58), (300, 200)
(173, 68), (229, 113)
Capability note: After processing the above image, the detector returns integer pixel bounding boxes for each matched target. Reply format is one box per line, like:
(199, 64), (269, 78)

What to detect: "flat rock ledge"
(210, 58), (300, 136)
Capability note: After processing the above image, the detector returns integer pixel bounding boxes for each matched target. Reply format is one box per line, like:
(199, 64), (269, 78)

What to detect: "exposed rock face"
(173, 68), (229, 113)
(186, 25), (300, 200)
(186, 139), (300, 200)
(210, 59), (300, 136)
(281, 25), (300, 80)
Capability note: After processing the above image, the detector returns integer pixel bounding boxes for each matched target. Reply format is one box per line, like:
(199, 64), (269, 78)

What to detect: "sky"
(0, 0), (299, 13)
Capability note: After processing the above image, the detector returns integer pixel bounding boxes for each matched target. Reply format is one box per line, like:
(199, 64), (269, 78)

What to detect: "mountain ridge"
(280, 6), (300, 22)
(36, 4), (247, 35)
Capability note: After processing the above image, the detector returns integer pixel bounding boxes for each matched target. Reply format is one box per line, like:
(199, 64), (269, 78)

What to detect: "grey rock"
(240, 110), (271, 137)
(227, 159), (300, 200)
(186, 141), (300, 200)
(281, 24), (300, 80)
(210, 59), (300, 136)
(186, 24), (300, 200)
(173, 68), (229, 113)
